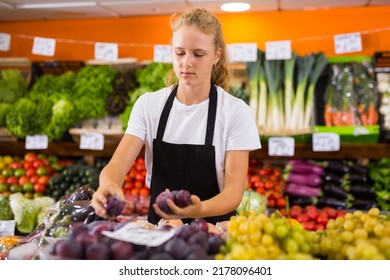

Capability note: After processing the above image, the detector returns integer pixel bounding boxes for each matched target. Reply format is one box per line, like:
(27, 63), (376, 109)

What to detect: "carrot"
(358, 104), (367, 125)
(367, 104), (378, 125)
(332, 111), (342, 126)
(324, 104), (333, 127)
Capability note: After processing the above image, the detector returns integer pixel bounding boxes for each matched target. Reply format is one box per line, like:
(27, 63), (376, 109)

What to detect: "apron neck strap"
(156, 84), (218, 146)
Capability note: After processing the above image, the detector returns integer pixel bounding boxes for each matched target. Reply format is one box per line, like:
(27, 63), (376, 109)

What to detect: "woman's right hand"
(91, 184), (125, 219)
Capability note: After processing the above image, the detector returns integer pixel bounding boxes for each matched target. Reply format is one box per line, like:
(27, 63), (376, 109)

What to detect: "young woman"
(91, 8), (261, 224)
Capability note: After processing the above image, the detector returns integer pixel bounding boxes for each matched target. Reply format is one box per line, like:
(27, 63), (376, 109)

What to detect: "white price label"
(265, 40), (291, 60)
(103, 222), (175, 247)
(25, 135), (48, 150)
(334, 32), (362, 54)
(153, 45), (172, 63)
(32, 37), (56, 56)
(79, 132), (104, 150)
(0, 32), (11, 52)
(227, 43), (258, 62)
(268, 137), (295, 156)
(312, 132), (340, 152)
(0, 220), (16, 237)
(95, 42), (118, 61)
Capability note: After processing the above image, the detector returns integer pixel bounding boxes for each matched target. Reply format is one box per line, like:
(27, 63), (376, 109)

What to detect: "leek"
(246, 57), (260, 123)
(284, 52), (297, 133)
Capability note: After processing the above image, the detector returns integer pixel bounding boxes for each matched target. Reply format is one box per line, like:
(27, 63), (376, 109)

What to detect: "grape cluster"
(319, 208), (390, 260)
(216, 213), (320, 260)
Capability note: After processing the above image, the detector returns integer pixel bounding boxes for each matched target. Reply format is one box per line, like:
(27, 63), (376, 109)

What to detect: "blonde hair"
(166, 8), (231, 90)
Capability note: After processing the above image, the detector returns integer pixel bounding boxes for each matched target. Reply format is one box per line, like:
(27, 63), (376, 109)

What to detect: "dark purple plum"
(173, 190), (191, 208)
(54, 239), (83, 259)
(156, 190), (174, 213)
(110, 241), (134, 260)
(207, 235), (225, 254)
(67, 222), (89, 239)
(85, 243), (110, 260)
(104, 195), (125, 217)
(149, 252), (174, 260)
(187, 231), (209, 252)
(189, 218), (209, 233)
(74, 232), (98, 249)
(164, 237), (190, 259)
(174, 224), (192, 241)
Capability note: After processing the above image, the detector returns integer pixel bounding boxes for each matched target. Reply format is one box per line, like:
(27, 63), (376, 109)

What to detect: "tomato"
(30, 175), (39, 184)
(296, 214), (310, 223)
(130, 188), (139, 195)
(258, 168), (269, 176)
(24, 152), (38, 162)
(22, 182), (34, 193)
(0, 176), (6, 184)
(18, 175), (30, 186)
(23, 161), (33, 170)
(272, 168), (282, 177)
(316, 212), (329, 226)
(268, 198), (275, 208)
(36, 166), (49, 176)
(26, 168), (36, 177)
(1, 168), (13, 178)
(315, 223), (325, 231)
(38, 175), (49, 185)
(322, 207), (337, 219)
(306, 207), (319, 221)
(14, 168), (26, 178)
(264, 181), (274, 190)
(34, 183), (47, 193)
(6, 176), (18, 185)
(249, 175), (261, 184)
(122, 182), (133, 190)
(276, 198), (286, 208)
(134, 181), (143, 189)
(135, 173), (145, 182)
(9, 162), (22, 169)
(302, 221), (316, 231)
(32, 160), (45, 169)
(139, 187), (150, 197)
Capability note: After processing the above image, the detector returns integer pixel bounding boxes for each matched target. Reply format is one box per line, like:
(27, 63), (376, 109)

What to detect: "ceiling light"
(221, 2), (250, 12)
(16, 2), (97, 9)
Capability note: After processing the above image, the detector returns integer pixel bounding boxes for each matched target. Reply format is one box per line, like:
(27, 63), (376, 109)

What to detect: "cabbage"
(9, 193), (39, 234)
(236, 190), (268, 215)
(0, 195), (13, 220)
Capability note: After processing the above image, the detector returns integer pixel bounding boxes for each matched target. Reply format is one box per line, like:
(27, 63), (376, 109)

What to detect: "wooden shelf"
(1, 140), (389, 160)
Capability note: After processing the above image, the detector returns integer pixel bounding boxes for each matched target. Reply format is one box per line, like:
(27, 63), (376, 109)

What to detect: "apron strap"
(156, 84), (218, 146)
(156, 85), (178, 141)
(205, 85), (217, 147)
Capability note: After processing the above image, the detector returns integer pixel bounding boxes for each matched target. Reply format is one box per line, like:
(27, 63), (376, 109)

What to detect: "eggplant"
(316, 196), (347, 209)
(350, 199), (377, 210)
(324, 161), (350, 174)
(348, 173), (369, 184)
(347, 184), (376, 199)
(348, 163), (368, 175)
(287, 173), (322, 187)
(287, 161), (324, 176)
(288, 196), (315, 207)
(321, 183), (349, 200)
(322, 173), (344, 184)
(286, 183), (321, 197)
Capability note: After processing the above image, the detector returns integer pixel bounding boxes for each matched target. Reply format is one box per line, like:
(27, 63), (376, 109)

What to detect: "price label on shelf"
(227, 43), (258, 62)
(0, 32), (11, 52)
(153, 45), (172, 63)
(80, 132), (104, 150)
(95, 42), (118, 61)
(334, 32), (362, 54)
(312, 132), (340, 152)
(103, 222), (175, 247)
(25, 135), (48, 150)
(0, 220), (16, 237)
(265, 40), (291, 60)
(268, 137), (295, 156)
(32, 37), (56, 56)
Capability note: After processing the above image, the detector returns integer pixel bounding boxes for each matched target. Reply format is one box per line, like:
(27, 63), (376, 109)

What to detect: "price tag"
(103, 222), (175, 247)
(334, 32), (362, 54)
(0, 32), (11, 52)
(79, 132), (104, 150)
(268, 137), (295, 156)
(25, 135), (48, 150)
(312, 132), (340, 152)
(32, 37), (56, 56)
(0, 220), (16, 237)
(265, 40), (291, 60)
(153, 45), (172, 63)
(95, 42), (118, 61)
(227, 43), (257, 62)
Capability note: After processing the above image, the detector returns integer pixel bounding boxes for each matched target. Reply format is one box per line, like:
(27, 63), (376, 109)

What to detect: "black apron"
(147, 84), (236, 224)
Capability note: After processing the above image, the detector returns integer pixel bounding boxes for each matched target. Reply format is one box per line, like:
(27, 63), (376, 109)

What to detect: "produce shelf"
(1, 141), (390, 159)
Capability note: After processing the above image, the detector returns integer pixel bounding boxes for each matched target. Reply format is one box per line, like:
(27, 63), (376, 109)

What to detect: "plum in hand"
(104, 195), (125, 217)
(172, 190), (191, 208)
(156, 190), (174, 213)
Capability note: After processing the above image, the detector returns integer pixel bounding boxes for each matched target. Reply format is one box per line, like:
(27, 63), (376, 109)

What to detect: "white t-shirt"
(125, 85), (261, 191)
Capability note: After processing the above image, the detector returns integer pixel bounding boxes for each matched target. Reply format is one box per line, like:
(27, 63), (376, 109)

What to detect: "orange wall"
(0, 6), (389, 61)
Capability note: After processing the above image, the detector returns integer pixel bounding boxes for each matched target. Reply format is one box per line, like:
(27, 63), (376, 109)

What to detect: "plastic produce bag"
(9, 193), (39, 234)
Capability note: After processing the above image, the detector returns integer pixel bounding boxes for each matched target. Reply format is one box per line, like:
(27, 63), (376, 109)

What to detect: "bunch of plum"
(156, 189), (192, 213)
(132, 218), (225, 260)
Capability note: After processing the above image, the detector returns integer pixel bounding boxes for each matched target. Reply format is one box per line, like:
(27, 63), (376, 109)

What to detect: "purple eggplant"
(322, 173), (344, 185)
(346, 184), (376, 199)
(322, 183), (349, 200)
(316, 196), (347, 209)
(288, 196), (315, 207)
(324, 161), (350, 174)
(350, 199), (377, 210)
(286, 183), (321, 197)
(287, 173), (322, 187)
(287, 162), (324, 176)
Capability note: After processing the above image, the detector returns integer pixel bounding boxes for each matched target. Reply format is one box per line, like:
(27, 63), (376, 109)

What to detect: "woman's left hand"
(153, 195), (203, 220)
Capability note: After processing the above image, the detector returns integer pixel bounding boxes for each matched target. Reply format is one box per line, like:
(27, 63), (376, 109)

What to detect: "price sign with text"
(268, 137), (295, 156)
(80, 132), (104, 150)
(227, 43), (257, 62)
(32, 37), (56, 56)
(103, 222), (175, 247)
(265, 40), (291, 60)
(312, 132), (340, 152)
(25, 135), (48, 150)
(334, 32), (362, 54)
(153, 45), (172, 63)
(0, 32), (11, 52)
(95, 42), (118, 61)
